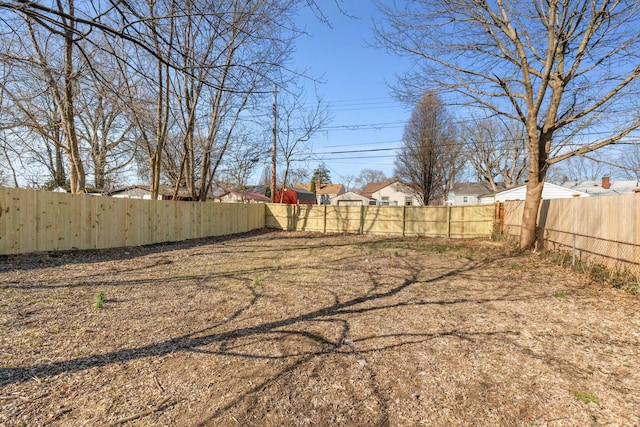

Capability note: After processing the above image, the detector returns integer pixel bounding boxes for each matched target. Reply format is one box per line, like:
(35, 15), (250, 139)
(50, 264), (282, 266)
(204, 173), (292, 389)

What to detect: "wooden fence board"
(264, 203), (496, 238)
(405, 206), (447, 237)
(0, 188), (267, 255)
(452, 205), (495, 238)
(362, 206), (404, 235)
(505, 193), (640, 274)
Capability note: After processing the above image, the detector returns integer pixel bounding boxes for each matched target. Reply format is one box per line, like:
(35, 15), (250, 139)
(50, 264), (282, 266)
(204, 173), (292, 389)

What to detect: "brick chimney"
(602, 176), (610, 189)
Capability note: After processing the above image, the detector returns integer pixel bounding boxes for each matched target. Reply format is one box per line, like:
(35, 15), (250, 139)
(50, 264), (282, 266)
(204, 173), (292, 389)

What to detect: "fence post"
(446, 206), (451, 238)
(359, 205), (365, 234)
(494, 202), (504, 236)
(323, 205), (327, 233)
(402, 206), (406, 237)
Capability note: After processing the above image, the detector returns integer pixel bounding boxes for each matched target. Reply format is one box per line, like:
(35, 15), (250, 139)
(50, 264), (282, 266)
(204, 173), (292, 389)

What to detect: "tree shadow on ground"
(0, 229), (277, 273)
(2, 240), (557, 425)
(1, 253), (526, 388)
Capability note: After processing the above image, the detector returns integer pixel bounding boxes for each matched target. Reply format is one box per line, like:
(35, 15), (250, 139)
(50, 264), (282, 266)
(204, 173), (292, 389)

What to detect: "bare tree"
(276, 87), (330, 198)
(462, 118), (528, 190)
(278, 167), (309, 189)
(377, 0), (640, 248)
(108, 0), (304, 201)
(394, 92), (460, 206)
(0, 8), (85, 191)
(0, 61), (68, 188)
(25, 4), (85, 193)
(0, 62), (18, 187)
(76, 63), (137, 190)
(0, 0), (333, 198)
(171, 2), (266, 200)
(616, 143), (640, 182)
(218, 131), (266, 200)
(354, 169), (388, 191)
(548, 154), (612, 182)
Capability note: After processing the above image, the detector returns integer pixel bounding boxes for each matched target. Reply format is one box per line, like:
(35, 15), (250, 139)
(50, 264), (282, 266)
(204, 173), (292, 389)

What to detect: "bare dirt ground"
(1, 229), (639, 426)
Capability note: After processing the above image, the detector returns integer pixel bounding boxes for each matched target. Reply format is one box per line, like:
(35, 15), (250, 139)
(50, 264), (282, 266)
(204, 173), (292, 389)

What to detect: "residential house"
(446, 182), (505, 205)
(561, 176), (640, 196)
(295, 182), (345, 204)
(361, 180), (421, 206)
(216, 190), (270, 203)
(330, 191), (373, 206)
(109, 185), (194, 201)
(494, 182), (589, 202)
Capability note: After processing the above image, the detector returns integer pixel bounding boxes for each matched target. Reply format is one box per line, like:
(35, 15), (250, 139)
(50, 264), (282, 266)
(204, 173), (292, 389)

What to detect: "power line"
(315, 147), (398, 155)
(316, 154), (397, 160)
(322, 121), (405, 131)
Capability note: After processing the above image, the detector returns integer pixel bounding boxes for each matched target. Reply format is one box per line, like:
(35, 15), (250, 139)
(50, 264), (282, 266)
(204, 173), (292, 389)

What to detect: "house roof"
(452, 182), (505, 196)
(561, 179), (640, 196)
(109, 185), (193, 199)
(494, 182), (589, 202)
(218, 190), (270, 202)
(360, 180), (395, 198)
(295, 183), (345, 195)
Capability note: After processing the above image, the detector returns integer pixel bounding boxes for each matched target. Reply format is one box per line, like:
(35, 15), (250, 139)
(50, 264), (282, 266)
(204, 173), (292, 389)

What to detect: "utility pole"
(271, 83), (277, 202)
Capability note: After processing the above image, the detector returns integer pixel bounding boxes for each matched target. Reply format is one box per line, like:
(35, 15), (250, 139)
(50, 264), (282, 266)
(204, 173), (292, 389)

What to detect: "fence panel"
(503, 200), (525, 238)
(264, 203), (496, 238)
(0, 188), (267, 255)
(362, 206), (404, 235)
(450, 205), (496, 238)
(505, 194), (640, 275)
(404, 206), (448, 237)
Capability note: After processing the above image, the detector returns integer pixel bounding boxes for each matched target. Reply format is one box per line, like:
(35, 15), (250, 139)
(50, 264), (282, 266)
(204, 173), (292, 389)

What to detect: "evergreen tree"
(310, 164), (331, 189)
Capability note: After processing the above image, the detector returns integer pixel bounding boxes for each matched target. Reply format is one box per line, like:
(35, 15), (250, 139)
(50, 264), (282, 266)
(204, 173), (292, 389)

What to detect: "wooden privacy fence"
(265, 204), (496, 238)
(0, 187), (265, 255)
(503, 194), (640, 275)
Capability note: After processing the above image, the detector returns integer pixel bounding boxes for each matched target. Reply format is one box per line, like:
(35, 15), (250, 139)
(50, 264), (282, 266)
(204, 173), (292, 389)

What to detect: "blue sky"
(281, 2), (637, 187)
(288, 1), (412, 185)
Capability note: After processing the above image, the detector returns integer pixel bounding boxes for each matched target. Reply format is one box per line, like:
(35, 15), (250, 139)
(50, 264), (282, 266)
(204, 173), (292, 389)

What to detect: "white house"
(494, 182), (589, 202)
(361, 180), (422, 206)
(446, 182), (504, 205)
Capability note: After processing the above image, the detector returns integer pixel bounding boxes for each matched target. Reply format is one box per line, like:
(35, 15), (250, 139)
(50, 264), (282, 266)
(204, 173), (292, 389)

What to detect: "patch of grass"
(94, 291), (105, 309)
(554, 291), (567, 298)
(431, 244), (448, 255)
(575, 392), (599, 406)
(544, 249), (639, 294)
(252, 278), (261, 286)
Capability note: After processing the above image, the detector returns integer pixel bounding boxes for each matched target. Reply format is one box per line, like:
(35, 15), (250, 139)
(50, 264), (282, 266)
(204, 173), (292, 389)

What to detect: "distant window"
(463, 196), (469, 203)
(405, 197), (413, 206)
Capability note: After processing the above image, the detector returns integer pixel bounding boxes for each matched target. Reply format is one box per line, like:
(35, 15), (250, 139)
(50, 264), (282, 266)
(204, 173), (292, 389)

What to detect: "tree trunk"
(520, 128), (549, 249)
(519, 179), (544, 249)
(54, 143), (66, 188)
(62, 0), (85, 194)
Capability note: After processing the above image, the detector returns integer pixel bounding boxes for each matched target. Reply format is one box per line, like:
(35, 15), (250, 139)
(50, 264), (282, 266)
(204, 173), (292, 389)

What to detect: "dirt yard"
(1, 230), (638, 426)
